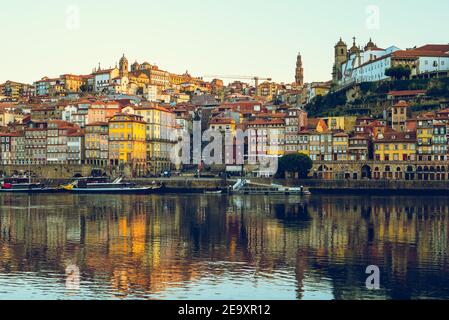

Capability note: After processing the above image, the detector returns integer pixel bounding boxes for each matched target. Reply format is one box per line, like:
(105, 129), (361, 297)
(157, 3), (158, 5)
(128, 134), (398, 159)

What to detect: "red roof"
(210, 117), (235, 125)
(393, 100), (410, 108)
(388, 90), (426, 97)
(247, 119), (285, 126)
(86, 122), (108, 126)
(416, 44), (449, 53)
(375, 131), (416, 142)
(392, 50), (449, 58)
(333, 132), (348, 137)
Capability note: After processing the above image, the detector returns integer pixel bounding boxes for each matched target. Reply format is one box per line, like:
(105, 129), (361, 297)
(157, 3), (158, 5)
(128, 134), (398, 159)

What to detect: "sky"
(1, 0), (449, 85)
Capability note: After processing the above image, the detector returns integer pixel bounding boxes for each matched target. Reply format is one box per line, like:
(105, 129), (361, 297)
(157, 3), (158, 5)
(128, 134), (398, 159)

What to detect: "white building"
(339, 40), (449, 85)
(93, 68), (119, 93)
(62, 105), (78, 123)
(145, 85), (158, 102)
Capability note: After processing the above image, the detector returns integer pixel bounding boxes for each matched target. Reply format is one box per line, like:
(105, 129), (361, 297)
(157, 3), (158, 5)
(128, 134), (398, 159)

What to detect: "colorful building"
(134, 104), (177, 175)
(108, 113), (147, 176)
(417, 116), (434, 161)
(332, 132), (349, 161)
(391, 100), (412, 132)
(85, 122), (109, 167)
(374, 131), (416, 162)
(323, 116), (357, 132)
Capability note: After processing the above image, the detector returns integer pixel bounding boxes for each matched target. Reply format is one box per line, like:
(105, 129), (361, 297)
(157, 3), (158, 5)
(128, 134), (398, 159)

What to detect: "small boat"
(0, 178), (56, 194)
(232, 181), (312, 196)
(204, 190), (223, 195)
(61, 177), (164, 194)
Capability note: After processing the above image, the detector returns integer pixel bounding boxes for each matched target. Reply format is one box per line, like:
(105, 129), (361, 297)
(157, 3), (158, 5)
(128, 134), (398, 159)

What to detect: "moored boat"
(231, 180), (311, 196)
(0, 178), (56, 193)
(61, 177), (164, 194)
(204, 190), (223, 195)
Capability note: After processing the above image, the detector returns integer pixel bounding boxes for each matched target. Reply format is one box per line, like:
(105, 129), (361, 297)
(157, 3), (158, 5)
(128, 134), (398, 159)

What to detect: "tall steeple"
(119, 54), (129, 77)
(295, 52), (304, 86)
(333, 37), (348, 84)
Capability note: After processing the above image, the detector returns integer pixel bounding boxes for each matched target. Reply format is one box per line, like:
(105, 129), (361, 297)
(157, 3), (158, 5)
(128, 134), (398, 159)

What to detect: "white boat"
(204, 190), (223, 195)
(232, 181), (311, 195)
(0, 178), (56, 193)
(62, 177), (164, 194)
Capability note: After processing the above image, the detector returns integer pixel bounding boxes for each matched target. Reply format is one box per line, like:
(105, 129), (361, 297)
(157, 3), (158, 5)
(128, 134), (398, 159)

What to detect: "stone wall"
(0, 165), (93, 179)
(311, 161), (449, 181)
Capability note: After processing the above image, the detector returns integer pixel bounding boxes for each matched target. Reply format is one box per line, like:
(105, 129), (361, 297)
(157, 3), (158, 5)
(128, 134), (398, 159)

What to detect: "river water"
(0, 193), (448, 300)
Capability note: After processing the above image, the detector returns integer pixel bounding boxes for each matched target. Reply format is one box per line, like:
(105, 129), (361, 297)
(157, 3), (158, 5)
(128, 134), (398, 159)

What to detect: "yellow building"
(374, 131), (416, 162)
(60, 74), (83, 92)
(129, 72), (150, 90)
(323, 116), (357, 132)
(309, 82), (331, 101)
(0, 111), (24, 126)
(298, 131), (310, 156)
(108, 113), (147, 175)
(134, 105), (177, 174)
(332, 132), (349, 161)
(256, 82), (278, 101)
(416, 116), (433, 161)
(0, 81), (31, 99)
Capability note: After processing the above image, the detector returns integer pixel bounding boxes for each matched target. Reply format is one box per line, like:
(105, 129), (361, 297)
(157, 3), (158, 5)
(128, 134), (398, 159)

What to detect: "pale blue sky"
(1, 0), (448, 85)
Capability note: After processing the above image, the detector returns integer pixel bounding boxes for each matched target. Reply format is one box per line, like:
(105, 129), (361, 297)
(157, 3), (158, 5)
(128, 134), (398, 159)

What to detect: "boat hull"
(67, 186), (164, 194)
(0, 188), (62, 194)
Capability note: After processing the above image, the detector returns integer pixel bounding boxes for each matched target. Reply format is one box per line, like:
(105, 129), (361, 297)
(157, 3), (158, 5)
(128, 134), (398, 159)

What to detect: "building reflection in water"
(0, 193), (448, 300)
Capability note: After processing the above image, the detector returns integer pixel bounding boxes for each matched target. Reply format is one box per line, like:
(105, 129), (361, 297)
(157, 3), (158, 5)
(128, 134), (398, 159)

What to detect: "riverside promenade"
(4, 172), (449, 194)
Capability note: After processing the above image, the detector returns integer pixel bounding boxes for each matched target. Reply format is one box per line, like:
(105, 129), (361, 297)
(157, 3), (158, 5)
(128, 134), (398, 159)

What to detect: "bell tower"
(333, 37), (348, 84)
(295, 52), (304, 87)
(119, 54), (129, 78)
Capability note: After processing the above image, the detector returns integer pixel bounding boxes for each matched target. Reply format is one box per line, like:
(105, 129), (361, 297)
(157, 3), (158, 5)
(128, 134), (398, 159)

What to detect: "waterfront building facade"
(85, 122), (109, 167)
(108, 113), (147, 175)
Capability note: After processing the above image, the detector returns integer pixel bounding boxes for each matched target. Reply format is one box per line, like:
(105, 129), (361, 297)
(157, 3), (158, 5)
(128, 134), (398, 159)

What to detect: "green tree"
(385, 66), (411, 81)
(277, 153), (313, 179)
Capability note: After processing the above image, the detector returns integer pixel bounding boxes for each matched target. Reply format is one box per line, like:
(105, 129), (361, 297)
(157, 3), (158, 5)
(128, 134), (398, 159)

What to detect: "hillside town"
(1, 38), (449, 181)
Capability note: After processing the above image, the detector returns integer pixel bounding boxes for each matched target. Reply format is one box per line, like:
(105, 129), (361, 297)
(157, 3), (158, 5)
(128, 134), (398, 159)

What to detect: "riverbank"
(280, 179), (449, 195)
(27, 177), (449, 195)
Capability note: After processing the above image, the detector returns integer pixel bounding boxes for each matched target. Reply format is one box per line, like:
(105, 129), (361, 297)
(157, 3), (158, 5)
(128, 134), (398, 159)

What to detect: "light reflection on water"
(0, 194), (448, 300)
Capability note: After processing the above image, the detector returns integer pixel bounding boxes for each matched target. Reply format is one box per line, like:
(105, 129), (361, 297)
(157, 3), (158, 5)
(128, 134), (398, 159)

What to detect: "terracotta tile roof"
(210, 117), (235, 125)
(368, 120), (386, 127)
(86, 122), (108, 126)
(375, 131), (416, 142)
(333, 132), (349, 137)
(388, 90), (427, 97)
(246, 119), (285, 126)
(393, 100), (410, 108)
(392, 49), (449, 58)
(416, 44), (449, 52)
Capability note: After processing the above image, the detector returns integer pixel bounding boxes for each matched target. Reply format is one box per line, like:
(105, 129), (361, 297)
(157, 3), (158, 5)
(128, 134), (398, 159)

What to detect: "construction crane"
(203, 75), (272, 91)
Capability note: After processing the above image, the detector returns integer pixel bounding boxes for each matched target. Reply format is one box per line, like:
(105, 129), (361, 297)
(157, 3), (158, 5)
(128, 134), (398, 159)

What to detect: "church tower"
(333, 38), (348, 84)
(295, 52), (304, 87)
(119, 54), (129, 77)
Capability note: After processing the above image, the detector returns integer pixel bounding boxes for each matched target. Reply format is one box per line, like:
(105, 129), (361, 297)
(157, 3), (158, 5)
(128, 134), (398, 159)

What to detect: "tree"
(277, 153), (313, 179)
(385, 66), (411, 81)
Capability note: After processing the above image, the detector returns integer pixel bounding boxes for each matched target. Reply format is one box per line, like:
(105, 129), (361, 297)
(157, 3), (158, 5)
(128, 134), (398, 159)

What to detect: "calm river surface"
(0, 194), (448, 300)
